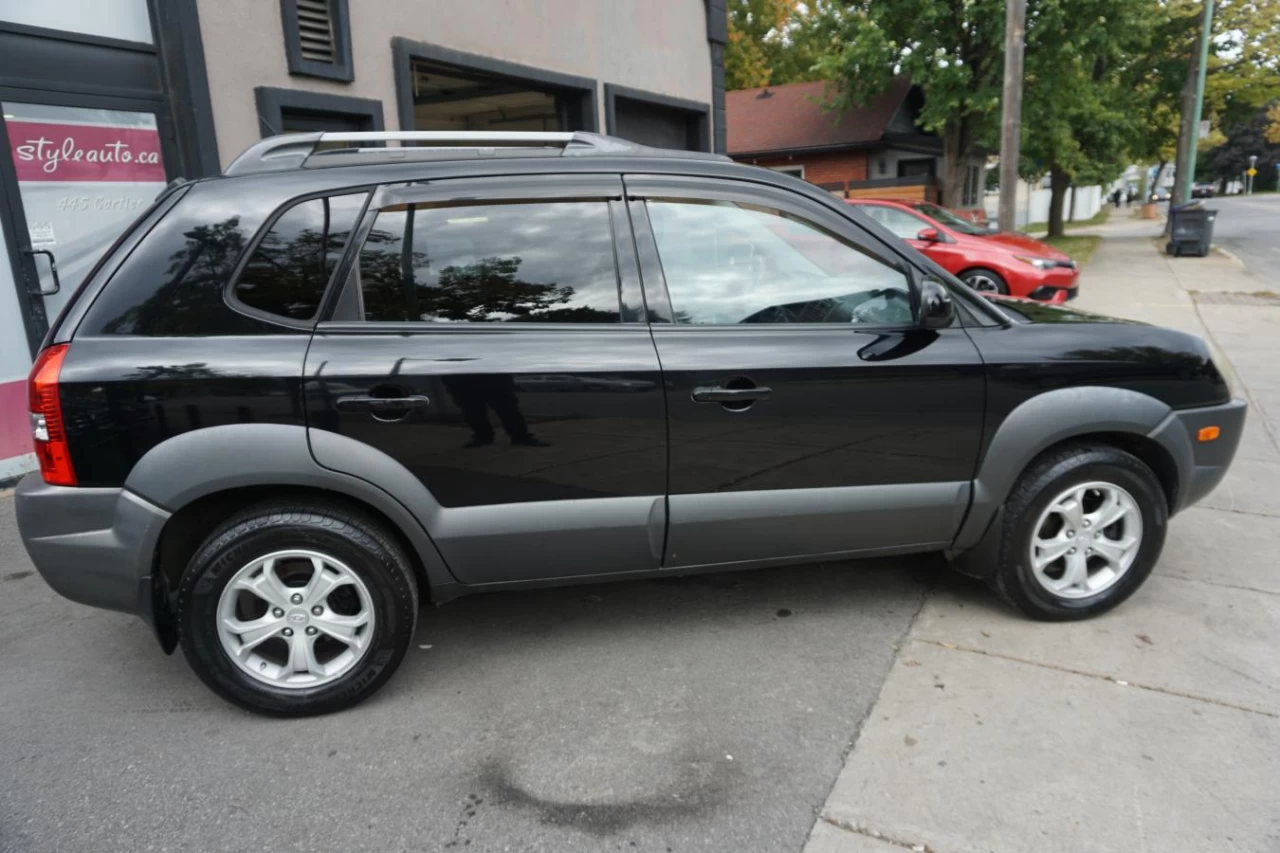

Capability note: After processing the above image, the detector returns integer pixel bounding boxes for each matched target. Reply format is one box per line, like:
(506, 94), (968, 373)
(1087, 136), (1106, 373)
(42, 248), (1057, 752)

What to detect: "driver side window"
(647, 199), (913, 325)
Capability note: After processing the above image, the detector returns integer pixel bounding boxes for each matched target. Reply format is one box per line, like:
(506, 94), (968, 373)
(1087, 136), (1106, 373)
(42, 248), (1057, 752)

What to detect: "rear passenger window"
(232, 193), (366, 320)
(352, 200), (621, 323)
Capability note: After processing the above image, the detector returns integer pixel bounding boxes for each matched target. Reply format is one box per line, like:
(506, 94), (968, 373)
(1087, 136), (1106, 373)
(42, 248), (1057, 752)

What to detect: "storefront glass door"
(2, 101), (169, 322)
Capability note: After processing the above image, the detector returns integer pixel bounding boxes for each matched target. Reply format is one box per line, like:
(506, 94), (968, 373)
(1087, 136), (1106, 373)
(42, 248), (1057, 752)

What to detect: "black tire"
(960, 267), (1009, 295)
(178, 501), (418, 716)
(990, 443), (1167, 620)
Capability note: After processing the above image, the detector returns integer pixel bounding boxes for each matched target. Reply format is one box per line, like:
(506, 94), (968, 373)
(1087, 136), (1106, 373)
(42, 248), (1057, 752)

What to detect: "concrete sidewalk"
(805, 232), (1280, 853)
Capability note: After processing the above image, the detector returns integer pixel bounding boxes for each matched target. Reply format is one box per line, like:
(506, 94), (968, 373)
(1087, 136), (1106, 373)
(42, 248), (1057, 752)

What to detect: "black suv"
(16, 131), (1245, 716)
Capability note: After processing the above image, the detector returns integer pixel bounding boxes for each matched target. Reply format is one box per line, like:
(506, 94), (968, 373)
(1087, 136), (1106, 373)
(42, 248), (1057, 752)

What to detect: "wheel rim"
(1028, 481), (1144, 600)
(216, 549), (377, 690)
(965, 273), (1001, 293)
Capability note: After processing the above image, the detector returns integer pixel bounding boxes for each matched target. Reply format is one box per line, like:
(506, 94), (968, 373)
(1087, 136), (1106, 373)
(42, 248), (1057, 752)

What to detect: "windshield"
(913, 202), (988, 236)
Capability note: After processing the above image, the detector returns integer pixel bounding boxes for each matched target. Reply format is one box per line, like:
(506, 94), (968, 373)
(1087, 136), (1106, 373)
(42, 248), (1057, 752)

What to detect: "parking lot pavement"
(806, 231), (1280, 853)
(0, 490), (931, 853)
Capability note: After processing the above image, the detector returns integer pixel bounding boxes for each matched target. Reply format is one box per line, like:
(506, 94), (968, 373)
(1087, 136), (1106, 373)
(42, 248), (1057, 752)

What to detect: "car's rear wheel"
(991, 444), (1167, 620)
(178, 501), (418, 716)
(961, 268), (1008, 295)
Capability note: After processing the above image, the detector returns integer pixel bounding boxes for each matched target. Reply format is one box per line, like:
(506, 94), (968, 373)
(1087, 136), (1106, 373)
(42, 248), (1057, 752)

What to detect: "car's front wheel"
(991, 443), (1167, 620)
(178, 501), (418, 716)
(960, 268), (1008, 295)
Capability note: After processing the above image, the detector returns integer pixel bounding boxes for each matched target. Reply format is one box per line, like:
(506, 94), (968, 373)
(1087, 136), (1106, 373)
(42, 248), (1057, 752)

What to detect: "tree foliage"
(1020, 0), (1160, 235)
(726, 0), (1280, 216)
(1266, 103), (1280, 145)
(810, 0), (1006, 207)
(725, 0), (828, 90)
(1203, 103), (1280, 190)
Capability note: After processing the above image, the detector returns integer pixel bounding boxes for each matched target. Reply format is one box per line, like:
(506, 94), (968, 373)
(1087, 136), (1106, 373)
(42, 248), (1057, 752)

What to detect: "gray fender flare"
(953, 385), (1180, 551)
(124, 423), (457, 590)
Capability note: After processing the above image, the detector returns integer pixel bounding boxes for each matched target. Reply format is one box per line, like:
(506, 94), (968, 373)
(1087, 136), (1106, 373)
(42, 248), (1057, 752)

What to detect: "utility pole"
(1247, 154), (1258, 194)
(1180, 0), (1215, 205)
(997, 0), (1026, 232)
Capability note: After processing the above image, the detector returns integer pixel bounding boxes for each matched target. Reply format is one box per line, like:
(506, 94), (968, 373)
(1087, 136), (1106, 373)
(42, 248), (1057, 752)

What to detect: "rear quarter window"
(231, 193), (366, 321)
(79, 181), (366, 336)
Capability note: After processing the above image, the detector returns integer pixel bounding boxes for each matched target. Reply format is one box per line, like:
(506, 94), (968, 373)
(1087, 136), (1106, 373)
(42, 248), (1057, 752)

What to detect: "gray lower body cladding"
(949, 397), (1247, 579)
(14, 477), (170, 622)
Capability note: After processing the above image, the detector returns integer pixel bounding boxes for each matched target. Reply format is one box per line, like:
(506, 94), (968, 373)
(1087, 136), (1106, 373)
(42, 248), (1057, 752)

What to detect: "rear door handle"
(691, 386), (772, 403)
(335, 394), (431, 413)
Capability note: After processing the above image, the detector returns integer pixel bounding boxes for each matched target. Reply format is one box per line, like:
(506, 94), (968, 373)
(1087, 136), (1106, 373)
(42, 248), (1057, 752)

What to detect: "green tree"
(812, 0), (1006, 207)
(1266, 103), (1280, 145)
(1157, 0), (1280, 209)
(1020, 0), (1157, 236)
(1204, 104), (1280, 191)
(725, 0), (828, 89)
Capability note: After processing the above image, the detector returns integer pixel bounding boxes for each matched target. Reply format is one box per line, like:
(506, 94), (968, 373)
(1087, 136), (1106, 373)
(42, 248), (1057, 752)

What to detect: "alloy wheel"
(216, 549), (376, 689)
(1029, 481), (1144, 599)
(965, 273), (1001, 293)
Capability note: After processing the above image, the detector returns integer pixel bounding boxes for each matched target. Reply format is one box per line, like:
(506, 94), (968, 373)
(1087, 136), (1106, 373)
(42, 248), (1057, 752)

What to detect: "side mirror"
(916, 227), (940, 242)
(919, 278), (954, 329)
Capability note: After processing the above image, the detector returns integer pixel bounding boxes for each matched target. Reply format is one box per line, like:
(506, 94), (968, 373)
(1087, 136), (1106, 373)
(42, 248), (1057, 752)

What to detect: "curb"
(1212, 245), (1246, 267)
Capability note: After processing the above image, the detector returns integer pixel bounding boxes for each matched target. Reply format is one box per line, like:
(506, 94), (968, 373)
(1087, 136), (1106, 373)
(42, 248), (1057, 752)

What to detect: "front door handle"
(335, 394), (431, 414)
(691, 386), (772, 403)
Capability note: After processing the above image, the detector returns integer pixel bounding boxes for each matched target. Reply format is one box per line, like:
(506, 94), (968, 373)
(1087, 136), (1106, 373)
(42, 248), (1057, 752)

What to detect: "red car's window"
(861, 205), (931, 240)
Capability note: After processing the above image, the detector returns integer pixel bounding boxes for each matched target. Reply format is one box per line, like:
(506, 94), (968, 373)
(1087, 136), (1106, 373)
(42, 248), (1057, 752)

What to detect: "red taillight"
(28, 344), (76, 486)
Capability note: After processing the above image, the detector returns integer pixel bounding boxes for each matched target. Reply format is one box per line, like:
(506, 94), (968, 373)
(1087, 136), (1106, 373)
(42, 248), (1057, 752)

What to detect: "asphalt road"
(0, 493), (934, 853)
(1205, 193), (1280, 288)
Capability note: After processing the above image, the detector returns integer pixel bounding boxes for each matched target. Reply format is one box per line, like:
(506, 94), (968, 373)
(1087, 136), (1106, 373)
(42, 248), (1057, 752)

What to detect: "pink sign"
(8, 121), (165, 182)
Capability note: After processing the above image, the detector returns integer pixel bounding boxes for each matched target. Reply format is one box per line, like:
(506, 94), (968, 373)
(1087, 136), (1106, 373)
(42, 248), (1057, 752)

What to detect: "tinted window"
(647, 199), (913, 326)
(862, 205), (930, 239)
(232, 193), (365, 320)
(355, 200), (621, 323)
(84, 202), (266, 337)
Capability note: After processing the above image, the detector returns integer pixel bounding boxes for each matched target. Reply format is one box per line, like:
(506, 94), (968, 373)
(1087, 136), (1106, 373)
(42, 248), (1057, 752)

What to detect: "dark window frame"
(350, 198), (625, 326)
(279, 0), (353, 82)
(324, 175), (633, 328)
(625, 176), (924, 331)
(391, 37), (598, 135)
(253, 86), (384, 137)
(896, 157), (937, 179)
(705, 0), (727, 153)
(603, 83), (712, 153)
(224, 186), (374, 330)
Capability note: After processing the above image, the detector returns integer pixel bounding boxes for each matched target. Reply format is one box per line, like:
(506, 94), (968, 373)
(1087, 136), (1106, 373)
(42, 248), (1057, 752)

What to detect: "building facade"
(726, 78), (985, 208)
(0, 0), (727, 482)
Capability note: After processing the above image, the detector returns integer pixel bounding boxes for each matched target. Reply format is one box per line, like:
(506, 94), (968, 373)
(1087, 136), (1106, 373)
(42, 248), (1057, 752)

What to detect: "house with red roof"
(726, 77), (986, 207)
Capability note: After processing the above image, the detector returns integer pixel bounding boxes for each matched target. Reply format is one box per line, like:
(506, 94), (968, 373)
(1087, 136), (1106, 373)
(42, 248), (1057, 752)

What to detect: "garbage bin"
(1166, 202), (1217, 257)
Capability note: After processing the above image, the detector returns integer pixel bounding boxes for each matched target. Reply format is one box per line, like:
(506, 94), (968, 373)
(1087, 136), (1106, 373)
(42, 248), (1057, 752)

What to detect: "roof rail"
(223, 130), (728, 176)
(227, 131), (584, 176)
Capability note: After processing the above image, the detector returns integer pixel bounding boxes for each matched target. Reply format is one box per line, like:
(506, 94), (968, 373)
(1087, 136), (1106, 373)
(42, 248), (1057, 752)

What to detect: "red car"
(848, 198), (1079, 303)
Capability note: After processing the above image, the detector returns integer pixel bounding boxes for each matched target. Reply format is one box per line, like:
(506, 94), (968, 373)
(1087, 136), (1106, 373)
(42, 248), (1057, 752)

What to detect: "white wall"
(983, 182), (1105, 229)
(197, 0), (714, 168)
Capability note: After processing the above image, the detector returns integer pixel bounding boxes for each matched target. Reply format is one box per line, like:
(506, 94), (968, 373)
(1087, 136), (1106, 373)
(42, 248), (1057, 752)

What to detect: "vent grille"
(296, 0), (335, 64)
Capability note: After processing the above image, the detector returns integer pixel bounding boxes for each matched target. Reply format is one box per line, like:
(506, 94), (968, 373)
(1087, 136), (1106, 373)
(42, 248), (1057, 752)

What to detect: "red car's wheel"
(961, 268), (1008, 295)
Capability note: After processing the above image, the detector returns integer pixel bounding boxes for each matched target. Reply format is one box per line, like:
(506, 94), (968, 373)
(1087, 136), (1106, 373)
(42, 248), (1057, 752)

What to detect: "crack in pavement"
(914, 638), (1279, 719)
(1191, 503), (1280, 521)
(1161, 572), (1280, 598)
(818, 814), (937, 852)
